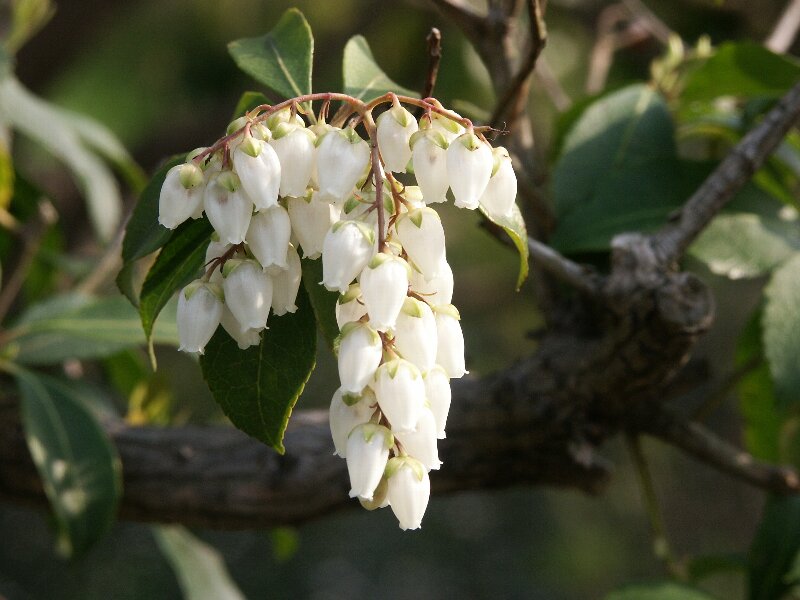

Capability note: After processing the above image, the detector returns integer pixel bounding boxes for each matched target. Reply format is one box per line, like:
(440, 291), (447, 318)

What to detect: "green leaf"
(231, 91), (271, 120)
(6, 293), (179, 365)
(748, 495), (800, 600)
(139, 218), (213, 355)
(199, 287), (317, 453)
(605, 582), (716, 600)
(479, 203), (529, 289)
(153, 526), (245, 600)
(688, 552), (748, 582)
(300, 257), (339, 349)
(0, 140), (13, 209)
(14, 369), (121, 557)
(228, 8), (313, 100)
(342, 35), (418, 103)
(763, 255), (800, 406)
(550, 84), (687, 253)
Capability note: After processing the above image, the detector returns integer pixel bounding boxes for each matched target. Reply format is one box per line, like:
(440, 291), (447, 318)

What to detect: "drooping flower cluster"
(159, 93), (517, 530)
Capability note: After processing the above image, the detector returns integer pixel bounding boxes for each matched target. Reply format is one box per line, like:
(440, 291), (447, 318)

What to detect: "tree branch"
(766, 0), (800, 53)
(527, 236), (602, 295)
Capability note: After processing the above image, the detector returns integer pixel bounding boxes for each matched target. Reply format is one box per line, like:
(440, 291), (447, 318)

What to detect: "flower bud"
(271, 244), (302, 316)
(393, 298), (437, 372)
(377, 104), (418, 173)
(222, 259), (273, 330)
(373, 358), (425, 433)
(316, 127), (370, 201)
(478, 147), (517, 218)
(410, 130), (449, 204)
(396, 208), (446, 281)
(203, 171), (253, 244)
(336, 283), (368, 329)
(232, 137), (281, 211)
(446, 132), (493, 210)
(394, 407), (441, 471)
(287, 192), (341, 260)
(386, 456), (430, 530)
(158, 164), (205, 229)
(177, 280), (223, 354)
(409, 259), (453, 305)
(321, 221), (375, 293)
(346, 423), (393, 500)
(329, 387), (375, 457)
(359, 253), (410, 332)
(220, 304), (261, 350)
(336, 323), (383, 394)
(269, 124), (316, 197)
(434, 305), (466, 378)
(424, 366), (451, 438)
(246, 205), (292, 273)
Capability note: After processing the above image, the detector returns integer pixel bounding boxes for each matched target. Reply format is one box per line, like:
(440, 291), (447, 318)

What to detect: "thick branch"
(527, 237), (602, 295)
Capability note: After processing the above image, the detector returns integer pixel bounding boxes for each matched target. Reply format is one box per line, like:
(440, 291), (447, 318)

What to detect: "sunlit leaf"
(479, 203), (529, 289)
(343, 35), (418, 103)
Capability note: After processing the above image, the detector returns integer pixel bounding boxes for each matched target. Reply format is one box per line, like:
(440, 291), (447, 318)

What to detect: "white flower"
(205, 238), (232, 265)
(395, 207), (446, 281)
(337, 322), (383, 394)
(410, 130), (449, 204)
(394, 407), (441, 471)
(346, 423), (393, 500)
(232, 136), (281, 211)
(478, 147), (517, 218)
(336, 283), (368, 329)
(373, 358), (425, 433)
(430, 111), (464, 143)
(434, 304), (466, 378)
(158, 163), (205, 229)
(386, 456), (430, 530)
(316, 127), (370, 202)
(377, 104), (418, 173)
(271, 244), (302, 316)
(222, 258), (273, 330)
(220, 305), (261, 350)
(269, 123), (316, 197)
(246, 206), (292, 273)
(409, 259), (453, 305)
(287, 192), (341, 260)
(393, 298), (437, 372)
(359, 253), (410, 332)
(177, 280), (223, 354)
(329, 388), (376, 457)
(321, 220), (375, 293)
(446, 132), (493, 210)
(424, 366), (451, 438)
(203, 171), (253, 244)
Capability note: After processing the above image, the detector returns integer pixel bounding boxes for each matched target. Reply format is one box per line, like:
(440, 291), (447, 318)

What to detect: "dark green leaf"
(342, 35), (418, 103)
(749, 495), (800, 600)
(200, 287), (317, 453)
(605, 582), (716, 600)
(479, 203), (529, 289)
(227, 8), (313, 100)
(763, 255), (800, 406)
(15, 369), (121, 556)
(231, 91), (271, 120)
(300, 257), (339, 349)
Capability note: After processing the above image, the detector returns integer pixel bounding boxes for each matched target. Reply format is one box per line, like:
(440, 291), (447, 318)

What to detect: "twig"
(527, 237), (602, 295)
(766, 0), (800, 53)
(421, 28), (442, 100)
(651, 81), (800, 266)
(692, 354), (762, 422)
(621, 0), (672, 44)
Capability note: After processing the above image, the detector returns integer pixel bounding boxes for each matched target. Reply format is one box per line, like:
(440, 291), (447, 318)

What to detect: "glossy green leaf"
(228, 8), (313, 100)
(605, 582), (716, 600)
(479, 203), (529, 289)
(199, 287), (317, 453)
(15, 369), (121, 557)
(300, 257), (339, 349)
(763, 255), (800, 406)
(748, 495), (800, 600)
(342, 35), (418, 103)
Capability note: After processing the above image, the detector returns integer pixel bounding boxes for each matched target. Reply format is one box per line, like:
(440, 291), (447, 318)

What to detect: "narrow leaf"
(748, 495), (800, 600)
(300, 257), (339, 348)
(199, 287), (317, 453)
(763, 255), (800, 406)
(479, 203), (529, 289)
(342, 35), (418, 103)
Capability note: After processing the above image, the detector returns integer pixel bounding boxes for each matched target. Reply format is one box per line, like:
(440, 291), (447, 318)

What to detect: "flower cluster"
(159, 94), (517, 530)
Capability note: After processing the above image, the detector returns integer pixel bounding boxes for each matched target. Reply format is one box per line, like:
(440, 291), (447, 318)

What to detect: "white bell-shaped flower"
(377, 104), (417, 173)
(271, 244), (302, 316)
(329, 387), (376, 457)
(158, 163), (205, 229)
(316, 127), (370, 201)
(346, 423), (393, 500)
(177, 280), (223, 354)
(321, 220), (375, 293)
(337, 322), (383, 394)
(220, 305), (261, 350)
(203, 171), (253, 244)
(222, 258), (273, 330)
(246, 206), (292, 273)
(336, 283), (368, 329)
(396, 207), (446, 281)
(386, 456), (430, 530)
(430, 110), (465, 143)
(373, 358), (425, 433)
(269, 123), (316, 197)
(394, 407), (441, 471)
(359, 253), (410, 332)
(287, 192), (341, 259)
(424, 366), (451, 438)
(446, 132), (493, 210)
(478, 147), (517, 218)
(232, 136), (281, 211)
(410, 130), (449, 204)
(205, 238), (232, 265)
(393, 298), (437, 372)
(434, 304), (466, 378)
(409, 259), (453, 305)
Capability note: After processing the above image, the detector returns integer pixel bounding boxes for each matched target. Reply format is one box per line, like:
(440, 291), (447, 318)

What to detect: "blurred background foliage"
(1, 0), (798, 598)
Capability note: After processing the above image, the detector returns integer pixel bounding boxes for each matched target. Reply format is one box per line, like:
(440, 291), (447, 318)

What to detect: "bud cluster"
(159, 93), (517, 530)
